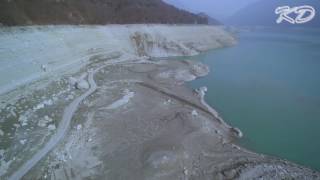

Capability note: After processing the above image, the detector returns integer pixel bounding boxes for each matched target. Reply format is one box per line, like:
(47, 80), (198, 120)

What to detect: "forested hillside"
(0, 0), (208, 26)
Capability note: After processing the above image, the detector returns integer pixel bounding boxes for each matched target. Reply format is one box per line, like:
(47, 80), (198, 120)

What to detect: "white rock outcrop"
(75, 80), (90, 90)
(47, 124), (56, 131)
(69, 74), (90, 90)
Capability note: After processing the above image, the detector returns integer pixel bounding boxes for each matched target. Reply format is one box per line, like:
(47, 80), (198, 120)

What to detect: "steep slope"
(197, 12), (221, 25)
(0, 25), (235, 95)
(0, 0), (208, 26)
(227, 0), (320, 27)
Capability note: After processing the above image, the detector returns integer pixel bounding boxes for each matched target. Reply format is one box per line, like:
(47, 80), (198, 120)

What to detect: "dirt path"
(9, 68), (100, 180)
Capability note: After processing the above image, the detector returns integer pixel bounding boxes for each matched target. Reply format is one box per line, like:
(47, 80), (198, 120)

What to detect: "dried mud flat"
(1, 57), (320, 180)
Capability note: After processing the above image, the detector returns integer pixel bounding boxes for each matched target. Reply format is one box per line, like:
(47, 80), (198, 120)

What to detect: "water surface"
(189, 28), (320, 170)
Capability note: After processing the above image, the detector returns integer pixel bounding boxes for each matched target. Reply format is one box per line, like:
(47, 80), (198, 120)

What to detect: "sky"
(163, 0), (260, 21)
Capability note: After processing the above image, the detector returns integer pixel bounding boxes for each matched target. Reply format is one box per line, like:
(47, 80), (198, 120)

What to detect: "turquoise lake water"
(189, 28), (320, 170)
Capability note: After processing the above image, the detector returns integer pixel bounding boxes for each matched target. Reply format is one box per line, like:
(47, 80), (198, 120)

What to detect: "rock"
(66, 94), (74, 100)
(33, 103), (45, 111)
(163, 99), (172, 105)
(0, 129), (4, 136)
(38, 116), (53, 127)
(20, 139), (27, 145)
(230, 127), (243, 138)
(48, 124), (56, 131)
(69, 74), (90, 90)
(191, 110), (198, 116)
(200, 86), (208, 93)
(38, 120), (47, 127)
(41, 64), (47, 72)
(21, 122), (28, 126)
(76, 80), (89, 90)
(183, 167), (189, 176)
(195, 86), (208, 99)
(43, 99), (53, 106)
(76, 124), (82, 130)
(44, 115), (52, 121)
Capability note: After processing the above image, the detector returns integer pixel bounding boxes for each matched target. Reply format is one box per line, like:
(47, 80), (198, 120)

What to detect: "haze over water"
(189, 28), (320, 170)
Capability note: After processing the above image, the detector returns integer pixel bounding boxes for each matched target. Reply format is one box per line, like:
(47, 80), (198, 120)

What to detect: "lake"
(189, 28), (320, 170)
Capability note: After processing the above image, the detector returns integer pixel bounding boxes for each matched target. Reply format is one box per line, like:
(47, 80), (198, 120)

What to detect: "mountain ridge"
(0, 0), (208, 26)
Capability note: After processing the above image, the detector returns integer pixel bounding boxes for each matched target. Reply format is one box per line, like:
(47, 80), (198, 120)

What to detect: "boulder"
(75, 80), (90, 90)
(68, 77), (78, 86)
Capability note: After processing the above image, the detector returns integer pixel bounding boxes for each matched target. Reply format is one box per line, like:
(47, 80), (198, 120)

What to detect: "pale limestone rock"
(76, 80), (90, 90)
(48, 124), (56, 131)
(191, 110), (198, 116)
(20, 139), (27, 145)
(76, 124), (82, 130)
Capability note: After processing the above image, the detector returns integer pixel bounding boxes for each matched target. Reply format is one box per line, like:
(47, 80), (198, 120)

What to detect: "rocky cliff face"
(0, 0), (208, 26)
(129, 26), (234, 57)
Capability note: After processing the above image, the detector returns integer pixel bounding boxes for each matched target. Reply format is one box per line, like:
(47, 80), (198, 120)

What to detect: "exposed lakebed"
(187, 28), (320, 170)
(1, 25), (320, 179)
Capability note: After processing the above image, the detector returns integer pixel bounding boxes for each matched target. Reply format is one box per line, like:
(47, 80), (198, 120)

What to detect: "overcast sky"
(163, 0), (260, 20)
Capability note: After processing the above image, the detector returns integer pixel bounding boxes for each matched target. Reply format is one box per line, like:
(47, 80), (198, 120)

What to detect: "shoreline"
(1, 25), (319, 179)
(1, 57), (319, 179)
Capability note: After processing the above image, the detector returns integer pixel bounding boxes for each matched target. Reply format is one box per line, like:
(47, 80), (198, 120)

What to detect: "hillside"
(0, 0), (208, 26)
(197, 13), (221, 25)
(227, 0), (320, 27)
